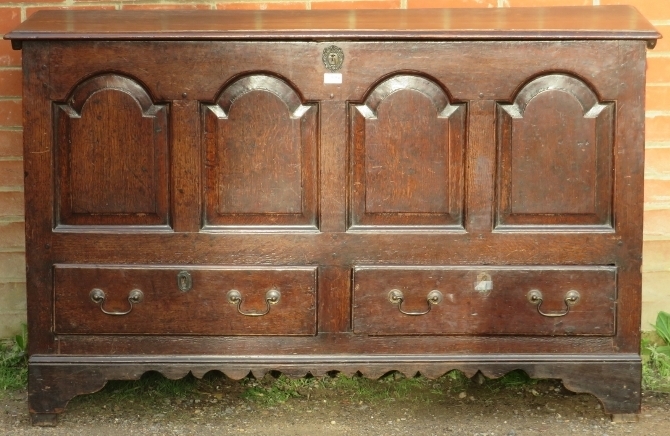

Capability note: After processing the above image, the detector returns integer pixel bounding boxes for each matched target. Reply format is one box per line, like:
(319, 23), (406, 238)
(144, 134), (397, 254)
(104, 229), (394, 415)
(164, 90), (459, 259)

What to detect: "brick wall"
(0, 0), (668, 337)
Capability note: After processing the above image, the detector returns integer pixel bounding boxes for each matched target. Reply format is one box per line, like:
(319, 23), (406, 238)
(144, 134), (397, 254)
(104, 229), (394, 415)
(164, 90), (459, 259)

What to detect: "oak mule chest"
(5, 6), (660, 425)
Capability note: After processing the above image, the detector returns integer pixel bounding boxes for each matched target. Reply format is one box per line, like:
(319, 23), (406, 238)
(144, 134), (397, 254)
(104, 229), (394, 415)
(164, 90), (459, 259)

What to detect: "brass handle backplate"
(527, 289), (580, 318)
(89, 288), (144, 316)
(227, 289), (281, 317)
(388, 289), (443, 316)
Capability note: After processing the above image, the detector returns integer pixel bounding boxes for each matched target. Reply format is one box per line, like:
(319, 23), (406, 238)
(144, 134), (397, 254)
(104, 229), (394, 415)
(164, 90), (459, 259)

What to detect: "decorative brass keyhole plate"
(177, 271), (192, 292)
(322, 45), (344, 71)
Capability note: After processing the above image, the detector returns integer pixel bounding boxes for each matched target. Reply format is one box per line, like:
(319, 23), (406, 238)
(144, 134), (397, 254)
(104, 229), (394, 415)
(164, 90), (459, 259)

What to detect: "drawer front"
(54, 265), (317, 335)
(353, 267), (616, 336)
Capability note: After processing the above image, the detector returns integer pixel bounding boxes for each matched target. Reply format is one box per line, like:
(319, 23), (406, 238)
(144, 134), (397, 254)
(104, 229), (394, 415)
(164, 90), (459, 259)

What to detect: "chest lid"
(4, 6), (661, 49)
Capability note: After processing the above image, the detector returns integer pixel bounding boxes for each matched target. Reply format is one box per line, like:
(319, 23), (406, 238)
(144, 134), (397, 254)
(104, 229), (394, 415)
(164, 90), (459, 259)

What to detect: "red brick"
(642, 240), (670, 272)
(601, 0), (670, 21)
(216, 2), (307, 10)
(646, 85), (670, 112)
(0, 130), (21, 157)
(312, 0), (400, 9)
(644, 179), (670, 206)
(0, 252), (25, 280)
(0, 160), (22, 187)
(647, 57), (670, 84)
(644, 209), (670, 239)
(0, 191), (24, 218)
(506, 0), (592, 6)
(0, 282), (26, 313)
(646, 147), (670, 177)
(0, 7), (20, 35)
(0, 313), (27, 339)
(0, 40), (21, 68)
(0, 0), (66, 3)
(26, 5), (116, 18)
(122, 4), (212, 10)
(407, 0), (495, 8)
(653, 26), (670, 53)
(0, 100), (21, 127)
(0, 69), (21, 98)
(0, 221), (24, 250)
(646, 115), (670, 142)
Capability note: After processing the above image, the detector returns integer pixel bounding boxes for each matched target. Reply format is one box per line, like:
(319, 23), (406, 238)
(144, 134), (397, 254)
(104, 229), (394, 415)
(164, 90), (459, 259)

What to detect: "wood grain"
(349, 74), (465, 230)
(171, 100), (201, 233)
(54, 74), (170, 227)
(496, 74), (613, 229)
(353, 266), (616, 336)
(10, 7), (654, 423)
(5, 7), (660, 44)
(202, 74), (318, 230)
(54, 265), (317, 335)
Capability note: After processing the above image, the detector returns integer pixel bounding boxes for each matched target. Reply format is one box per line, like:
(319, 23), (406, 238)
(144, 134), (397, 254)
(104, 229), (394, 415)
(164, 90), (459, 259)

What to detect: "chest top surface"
(4, 6), (661, 46)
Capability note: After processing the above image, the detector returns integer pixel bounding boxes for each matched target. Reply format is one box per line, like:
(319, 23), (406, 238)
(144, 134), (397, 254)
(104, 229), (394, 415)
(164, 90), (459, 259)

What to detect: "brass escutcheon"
(177, 271), (192, 292)
(322, 45), (344, 71)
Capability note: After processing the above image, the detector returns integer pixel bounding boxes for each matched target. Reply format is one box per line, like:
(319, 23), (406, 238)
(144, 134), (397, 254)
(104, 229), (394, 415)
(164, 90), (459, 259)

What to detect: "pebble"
(458, 392), (467, 399)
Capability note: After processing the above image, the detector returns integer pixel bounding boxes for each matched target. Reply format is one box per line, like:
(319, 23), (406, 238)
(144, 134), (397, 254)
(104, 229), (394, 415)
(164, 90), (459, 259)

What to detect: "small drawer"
(54, 265), (317, 335)
(353, 266), (616, 336)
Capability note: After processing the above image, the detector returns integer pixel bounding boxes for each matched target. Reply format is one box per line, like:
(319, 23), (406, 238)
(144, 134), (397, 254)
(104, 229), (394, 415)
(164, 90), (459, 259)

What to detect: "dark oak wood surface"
(5, 6), (660, 44)
(353, 266), (616, 336)
(54, 265), (317, 335)
(9, 7), (656, 425)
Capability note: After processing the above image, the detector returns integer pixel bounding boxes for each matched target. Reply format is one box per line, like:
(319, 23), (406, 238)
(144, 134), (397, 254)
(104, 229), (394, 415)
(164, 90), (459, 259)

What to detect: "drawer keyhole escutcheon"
(177, 271), (192, 292)
(89, 288), (144, 316)
(388, 289), (443, 316)
(227, 289), (281, 317)
(322, 45), (344, 71)
(527, 289), (581, 317)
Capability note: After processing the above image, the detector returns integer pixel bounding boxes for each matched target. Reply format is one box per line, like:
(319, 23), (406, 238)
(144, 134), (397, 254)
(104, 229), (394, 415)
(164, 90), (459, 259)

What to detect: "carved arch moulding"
(495, 74), (614, 231)
(202, 74), (318, 231)
(349, 74), (466, 231)
(54, 74), (170, 229)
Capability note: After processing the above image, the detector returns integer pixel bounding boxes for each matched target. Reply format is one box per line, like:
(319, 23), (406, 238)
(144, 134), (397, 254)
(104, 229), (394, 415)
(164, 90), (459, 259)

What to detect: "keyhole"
(328, 53), (338, 65)
(177, 271), (192, 292)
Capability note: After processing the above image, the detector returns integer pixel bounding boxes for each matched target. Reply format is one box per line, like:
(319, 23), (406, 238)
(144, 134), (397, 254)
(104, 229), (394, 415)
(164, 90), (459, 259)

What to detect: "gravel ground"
(2, 374), (669, 435)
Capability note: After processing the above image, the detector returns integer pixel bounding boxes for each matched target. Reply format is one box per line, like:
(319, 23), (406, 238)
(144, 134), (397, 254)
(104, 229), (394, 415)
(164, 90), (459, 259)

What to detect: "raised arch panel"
(349, 75), (466, 230)
(55, 74), (169, 227)
(202, 74), (318, 230)
(496, 74), (614, 230)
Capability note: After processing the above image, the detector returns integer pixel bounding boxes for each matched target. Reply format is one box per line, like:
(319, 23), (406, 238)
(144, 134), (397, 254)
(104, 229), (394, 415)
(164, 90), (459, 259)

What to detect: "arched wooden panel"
(496, 74), (614, 230)
(349, 75), (465, 230)
(202, 75), (318, 230)
(55, 74), (169, 227)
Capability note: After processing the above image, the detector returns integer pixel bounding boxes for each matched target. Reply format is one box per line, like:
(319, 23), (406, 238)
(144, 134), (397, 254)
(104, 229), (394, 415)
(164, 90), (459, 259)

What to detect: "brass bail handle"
(227, 289), (281, 317)
(527, 289), (581, 318)
(388, 289), (443, 316)
(89, 288), (144, 316)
